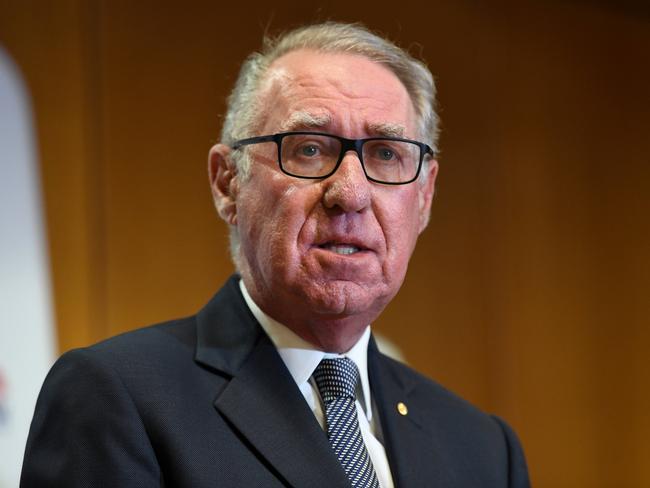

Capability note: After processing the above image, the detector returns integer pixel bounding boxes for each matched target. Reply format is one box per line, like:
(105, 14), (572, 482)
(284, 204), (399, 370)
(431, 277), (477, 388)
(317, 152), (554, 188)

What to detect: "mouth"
(318, 243), (363, 255)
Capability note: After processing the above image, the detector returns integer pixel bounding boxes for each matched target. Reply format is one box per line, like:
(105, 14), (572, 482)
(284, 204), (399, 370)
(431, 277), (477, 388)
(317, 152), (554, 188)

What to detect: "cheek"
(238, 176), (319, 265)
(380, 193), (421, 265)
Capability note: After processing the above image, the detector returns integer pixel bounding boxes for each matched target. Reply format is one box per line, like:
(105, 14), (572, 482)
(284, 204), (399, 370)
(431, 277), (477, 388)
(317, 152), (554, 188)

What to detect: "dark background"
(1, 1), (649, 485)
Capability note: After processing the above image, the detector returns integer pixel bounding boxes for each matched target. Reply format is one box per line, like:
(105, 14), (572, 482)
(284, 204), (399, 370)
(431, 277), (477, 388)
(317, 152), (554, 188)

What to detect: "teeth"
(324, 244), (360, 255)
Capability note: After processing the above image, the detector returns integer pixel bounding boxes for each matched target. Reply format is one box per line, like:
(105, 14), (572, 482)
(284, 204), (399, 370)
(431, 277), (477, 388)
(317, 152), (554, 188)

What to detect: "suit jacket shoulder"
(22, 277), (349, 488)
(369, 348), (529, 487)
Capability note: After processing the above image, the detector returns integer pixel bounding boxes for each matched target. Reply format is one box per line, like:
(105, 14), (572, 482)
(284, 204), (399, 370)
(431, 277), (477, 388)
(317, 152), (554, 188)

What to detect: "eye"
(377, 147), (395, 161)
(300, 144), (320, 157)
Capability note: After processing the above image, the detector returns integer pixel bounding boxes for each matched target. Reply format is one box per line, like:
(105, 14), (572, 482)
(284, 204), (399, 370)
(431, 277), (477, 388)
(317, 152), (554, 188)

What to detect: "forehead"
(257, 50), (417, 137)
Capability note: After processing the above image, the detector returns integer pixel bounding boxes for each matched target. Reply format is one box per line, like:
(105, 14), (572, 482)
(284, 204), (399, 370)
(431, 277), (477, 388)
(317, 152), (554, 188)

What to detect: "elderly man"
(22, 22), (529, 487)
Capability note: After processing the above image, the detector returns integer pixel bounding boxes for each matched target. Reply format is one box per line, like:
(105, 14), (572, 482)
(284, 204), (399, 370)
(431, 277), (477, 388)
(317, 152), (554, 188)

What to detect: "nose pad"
(322, 150), (371, 212)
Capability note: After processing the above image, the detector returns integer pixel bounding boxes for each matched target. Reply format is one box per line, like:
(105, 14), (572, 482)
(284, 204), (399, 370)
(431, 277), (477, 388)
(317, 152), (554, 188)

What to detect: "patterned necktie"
(313, 358), (380, 488)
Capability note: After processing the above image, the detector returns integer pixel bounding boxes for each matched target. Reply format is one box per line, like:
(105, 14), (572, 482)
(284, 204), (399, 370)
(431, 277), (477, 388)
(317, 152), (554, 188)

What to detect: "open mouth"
(317, 243), (363, 255)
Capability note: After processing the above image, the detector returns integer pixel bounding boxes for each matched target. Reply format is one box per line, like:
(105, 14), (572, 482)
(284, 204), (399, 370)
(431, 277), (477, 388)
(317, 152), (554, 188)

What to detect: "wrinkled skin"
(209, 50), (438, 352)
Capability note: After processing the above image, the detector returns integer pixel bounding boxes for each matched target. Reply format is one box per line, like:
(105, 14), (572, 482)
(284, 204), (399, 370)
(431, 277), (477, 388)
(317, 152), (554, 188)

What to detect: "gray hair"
(221, 22), (439, 176)
(219, 22), (440, 267)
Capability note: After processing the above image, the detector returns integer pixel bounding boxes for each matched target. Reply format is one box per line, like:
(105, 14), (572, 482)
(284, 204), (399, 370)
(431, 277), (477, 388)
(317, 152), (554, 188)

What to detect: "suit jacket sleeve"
(21, 348), (162, 487)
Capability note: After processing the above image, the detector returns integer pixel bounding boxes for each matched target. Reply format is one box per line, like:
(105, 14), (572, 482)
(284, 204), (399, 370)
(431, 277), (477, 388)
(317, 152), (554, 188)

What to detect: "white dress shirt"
(239, 281), (395, 488)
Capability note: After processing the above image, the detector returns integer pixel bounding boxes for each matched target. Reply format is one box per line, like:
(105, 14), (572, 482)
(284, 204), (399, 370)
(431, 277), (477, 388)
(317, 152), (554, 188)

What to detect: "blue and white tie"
(313, 358), (380, 488)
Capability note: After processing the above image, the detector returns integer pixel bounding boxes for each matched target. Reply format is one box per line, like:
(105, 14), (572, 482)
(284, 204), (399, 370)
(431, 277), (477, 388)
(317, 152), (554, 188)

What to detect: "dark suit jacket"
(22, 275), (529, 487)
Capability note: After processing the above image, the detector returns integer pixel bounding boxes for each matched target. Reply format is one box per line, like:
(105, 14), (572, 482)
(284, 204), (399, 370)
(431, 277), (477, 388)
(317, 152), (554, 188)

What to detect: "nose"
(322, 150), (371, 213)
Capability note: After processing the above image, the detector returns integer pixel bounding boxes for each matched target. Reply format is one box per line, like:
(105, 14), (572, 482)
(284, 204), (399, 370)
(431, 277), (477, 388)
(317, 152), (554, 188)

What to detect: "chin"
(303, 279), (389, 319)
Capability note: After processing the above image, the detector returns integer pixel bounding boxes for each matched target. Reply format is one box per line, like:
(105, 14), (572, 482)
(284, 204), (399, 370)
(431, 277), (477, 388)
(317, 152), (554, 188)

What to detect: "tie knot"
(313, 357), (359, 404)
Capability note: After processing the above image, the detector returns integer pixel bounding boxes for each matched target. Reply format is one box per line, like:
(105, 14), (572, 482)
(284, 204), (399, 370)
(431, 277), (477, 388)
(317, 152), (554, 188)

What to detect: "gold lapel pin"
(397, 402), (408, 416)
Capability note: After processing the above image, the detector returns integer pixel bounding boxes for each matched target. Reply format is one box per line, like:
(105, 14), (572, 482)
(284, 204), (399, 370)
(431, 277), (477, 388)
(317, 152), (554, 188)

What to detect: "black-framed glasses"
(232, 131), (435, 185)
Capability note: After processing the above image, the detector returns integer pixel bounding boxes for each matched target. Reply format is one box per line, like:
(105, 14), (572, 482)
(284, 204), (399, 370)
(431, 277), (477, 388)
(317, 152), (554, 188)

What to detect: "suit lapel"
(215, 335), (351, 488)
(368, 339), (458, 487)
(195, 276), (350, 488)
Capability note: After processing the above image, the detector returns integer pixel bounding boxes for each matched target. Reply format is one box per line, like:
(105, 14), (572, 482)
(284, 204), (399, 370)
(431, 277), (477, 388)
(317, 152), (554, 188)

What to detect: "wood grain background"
(1, 1), (649, 486)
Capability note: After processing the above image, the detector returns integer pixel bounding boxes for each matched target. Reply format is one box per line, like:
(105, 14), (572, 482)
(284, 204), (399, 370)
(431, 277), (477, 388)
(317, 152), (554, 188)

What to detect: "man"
(22, 22), (529, 487)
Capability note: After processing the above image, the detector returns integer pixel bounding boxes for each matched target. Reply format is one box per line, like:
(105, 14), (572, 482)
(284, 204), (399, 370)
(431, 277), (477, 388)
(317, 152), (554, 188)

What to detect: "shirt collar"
(239, 279), (373, 418)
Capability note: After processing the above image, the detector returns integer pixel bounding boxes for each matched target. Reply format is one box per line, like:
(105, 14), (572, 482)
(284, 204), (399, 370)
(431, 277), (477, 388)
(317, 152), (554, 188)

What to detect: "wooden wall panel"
(2, 0), (648, 486)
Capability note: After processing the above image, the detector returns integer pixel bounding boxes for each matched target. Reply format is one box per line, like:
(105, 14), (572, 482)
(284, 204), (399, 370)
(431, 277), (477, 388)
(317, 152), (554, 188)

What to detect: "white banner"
(0, 46), (56, 488)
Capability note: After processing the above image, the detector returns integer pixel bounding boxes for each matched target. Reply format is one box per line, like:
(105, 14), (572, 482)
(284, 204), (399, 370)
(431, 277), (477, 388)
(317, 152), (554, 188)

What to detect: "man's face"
(211, 50), (437, 352)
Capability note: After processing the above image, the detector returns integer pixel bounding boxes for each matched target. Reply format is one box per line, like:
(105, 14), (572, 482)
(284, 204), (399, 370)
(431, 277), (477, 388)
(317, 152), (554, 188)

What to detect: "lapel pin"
(397, 402), (408, 416)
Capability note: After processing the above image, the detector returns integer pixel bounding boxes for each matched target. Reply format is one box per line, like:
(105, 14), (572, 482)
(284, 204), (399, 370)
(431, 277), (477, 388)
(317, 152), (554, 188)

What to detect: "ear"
(417, 159), (438, 233)
(208, 144), (238, 225)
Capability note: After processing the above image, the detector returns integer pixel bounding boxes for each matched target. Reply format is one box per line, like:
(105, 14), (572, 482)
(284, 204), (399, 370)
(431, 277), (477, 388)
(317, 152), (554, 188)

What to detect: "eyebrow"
(366, 122), (406, 138)
(280, 111), (332, 132)
(279, 113), (407, 139)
